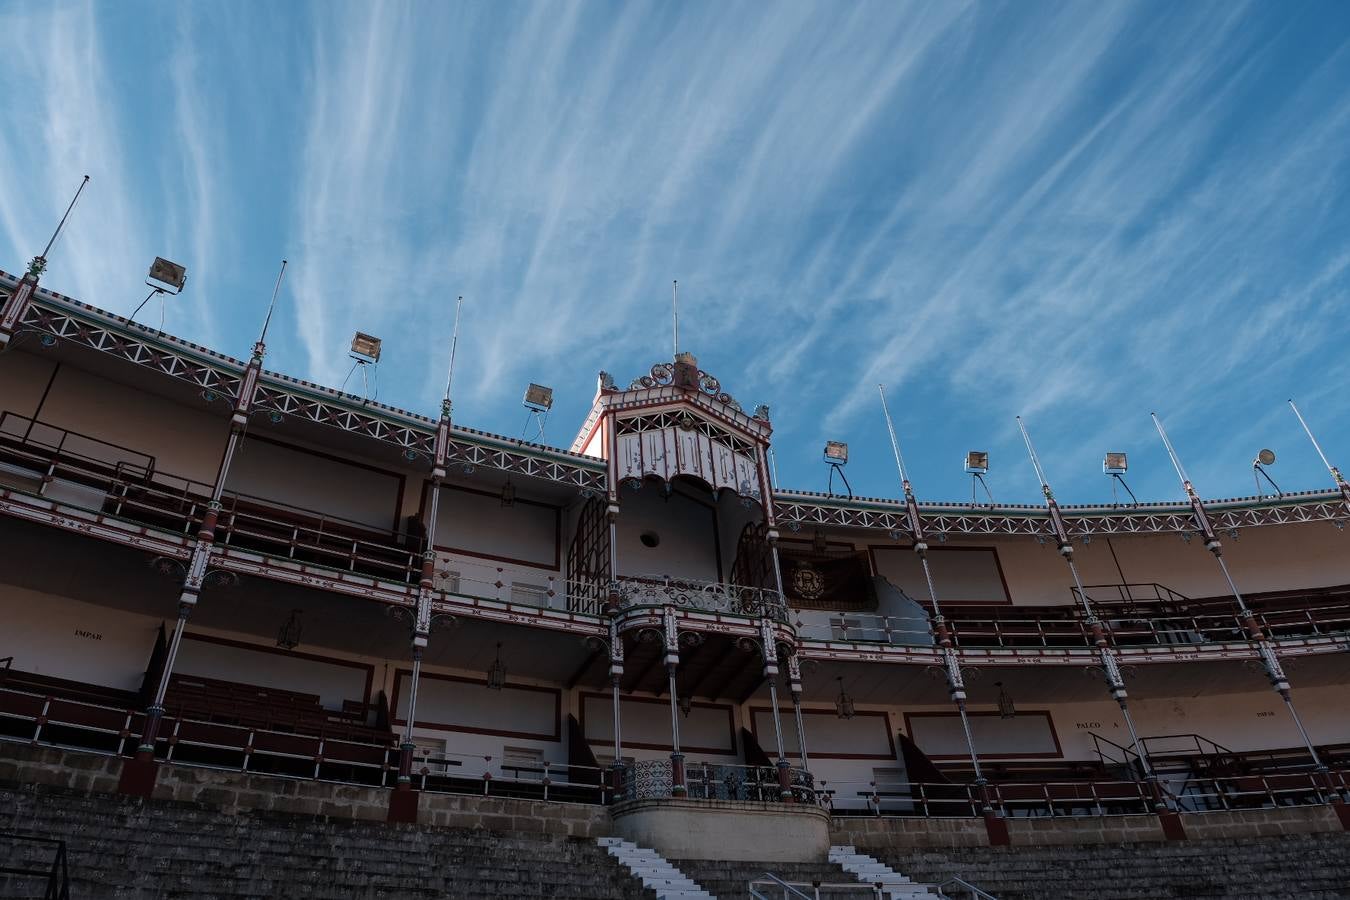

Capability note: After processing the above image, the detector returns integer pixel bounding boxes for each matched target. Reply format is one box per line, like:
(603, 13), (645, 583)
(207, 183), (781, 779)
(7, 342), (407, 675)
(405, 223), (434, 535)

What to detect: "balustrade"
(618, 759), (814, 804)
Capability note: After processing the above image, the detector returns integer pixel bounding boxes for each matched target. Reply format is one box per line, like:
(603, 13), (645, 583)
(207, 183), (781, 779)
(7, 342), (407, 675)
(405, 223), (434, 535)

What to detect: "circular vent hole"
(639, 531), (660, 548)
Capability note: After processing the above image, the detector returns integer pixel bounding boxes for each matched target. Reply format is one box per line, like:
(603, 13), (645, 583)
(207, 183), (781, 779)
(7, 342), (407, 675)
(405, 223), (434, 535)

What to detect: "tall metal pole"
(1015, 417), (1163, 806)
(398, 297), (463, 788)
(1151, 413), (1327, 779)
(608, 613), (625, 798)
(788, 653), (810, 770)
(663, 607), (687, 796)
(0, 175), (90, 348)
(672, 280), (679, 360)
(1289, 399), (1350, 508)
(128, 261), (287, 780)
(878, 385), (993, 812)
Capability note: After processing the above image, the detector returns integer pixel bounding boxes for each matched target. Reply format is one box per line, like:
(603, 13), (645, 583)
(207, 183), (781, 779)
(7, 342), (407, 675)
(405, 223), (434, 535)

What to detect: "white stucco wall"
(0, 586), (159, 691)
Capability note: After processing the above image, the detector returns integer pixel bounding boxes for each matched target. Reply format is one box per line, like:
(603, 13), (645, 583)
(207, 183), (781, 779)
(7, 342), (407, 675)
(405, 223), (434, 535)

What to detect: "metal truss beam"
(20, 299), (605, 491)
(773, 490), (1350, 539)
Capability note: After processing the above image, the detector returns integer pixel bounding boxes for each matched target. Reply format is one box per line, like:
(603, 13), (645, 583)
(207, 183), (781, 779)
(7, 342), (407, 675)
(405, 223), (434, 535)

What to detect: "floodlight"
(1252, 448), (1281, 498)
(523, 383), (554, 412)
(146, 257), (187, 292)
(1103, 452), (1128, 475)
(964, 451), (989, 475)
(130, 256), (188, 327)
(823, 441), (849, 465)
(350, 332), (382, 363)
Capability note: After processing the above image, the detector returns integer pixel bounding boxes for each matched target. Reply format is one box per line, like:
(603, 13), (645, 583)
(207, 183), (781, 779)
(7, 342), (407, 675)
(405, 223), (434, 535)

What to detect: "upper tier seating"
(0, 783), (651, 900)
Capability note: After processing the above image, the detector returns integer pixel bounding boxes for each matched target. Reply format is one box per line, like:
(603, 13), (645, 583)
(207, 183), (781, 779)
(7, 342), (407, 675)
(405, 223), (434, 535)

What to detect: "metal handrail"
(617, 573), (788, 622)
(0, 425), (426, 582)
(799, 598), (1350, 651)
(0, 833), (71, 900)
(749, 872), (882, 899)
(749, 872), (815, 899)
(938, 875), (999, 900)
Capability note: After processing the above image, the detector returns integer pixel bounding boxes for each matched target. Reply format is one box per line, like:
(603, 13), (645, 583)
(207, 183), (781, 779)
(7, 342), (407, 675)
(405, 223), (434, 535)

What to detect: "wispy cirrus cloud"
(2, 1), (1348, 505)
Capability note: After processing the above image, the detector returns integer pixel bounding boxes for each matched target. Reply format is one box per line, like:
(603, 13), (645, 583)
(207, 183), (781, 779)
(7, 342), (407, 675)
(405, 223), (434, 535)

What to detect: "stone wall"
(3, 742), (1342, 851)
(0, 742), (609, 838)
(830, 814), (992, 849)
(831, 804), (1345, 851)
(611, 797), (831, 862)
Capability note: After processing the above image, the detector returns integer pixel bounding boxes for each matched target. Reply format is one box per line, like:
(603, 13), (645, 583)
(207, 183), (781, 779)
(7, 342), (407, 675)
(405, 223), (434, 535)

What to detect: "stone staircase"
(0, 783), (653, 899)
(828, 846), (939, 899)
(877, 832), (1350, 900)
(599, 838), (713, 899)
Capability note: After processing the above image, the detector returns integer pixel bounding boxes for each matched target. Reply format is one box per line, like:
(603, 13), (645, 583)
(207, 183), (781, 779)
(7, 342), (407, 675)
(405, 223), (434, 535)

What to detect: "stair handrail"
(1089, 731), (1141, 772)
(937, 875), (999, 900)
(0, 833), (71, 900)
(748, 872), (883, 898)
(1139, 732), (1235, 759)
(748, 872), (815, 899)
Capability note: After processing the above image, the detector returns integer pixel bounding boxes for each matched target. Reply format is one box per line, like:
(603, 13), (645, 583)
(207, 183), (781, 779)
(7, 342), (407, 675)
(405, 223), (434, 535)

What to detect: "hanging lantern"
(995, 681), (1016, 719)
(834, 676), (855, 720)
(486, 642), (507, 690)
(276, 609), (303, 650)
(678, 693), (693, 718)
(500, 478), (517, 508)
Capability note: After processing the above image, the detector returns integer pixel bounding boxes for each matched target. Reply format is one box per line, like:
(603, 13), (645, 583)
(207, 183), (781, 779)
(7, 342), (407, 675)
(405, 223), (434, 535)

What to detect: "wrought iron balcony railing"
(618, 759), (815, 804)
(564, 575), (788, 622)
(615, 574), (788, 622)
(797, 589), (1350, 651)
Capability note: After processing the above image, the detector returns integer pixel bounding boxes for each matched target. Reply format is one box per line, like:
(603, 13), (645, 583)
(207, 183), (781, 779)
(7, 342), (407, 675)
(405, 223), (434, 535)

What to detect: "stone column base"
(611, 798), (829, 862)
(117, 756), (158, 797)
(1158, 810), (1187, 840)
(983, 812), (1010, 846)
(387, 788), (420, 823)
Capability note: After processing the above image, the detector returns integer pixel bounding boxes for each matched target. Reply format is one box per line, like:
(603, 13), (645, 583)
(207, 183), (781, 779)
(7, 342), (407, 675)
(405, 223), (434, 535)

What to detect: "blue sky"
(2, 1), (1349, 506)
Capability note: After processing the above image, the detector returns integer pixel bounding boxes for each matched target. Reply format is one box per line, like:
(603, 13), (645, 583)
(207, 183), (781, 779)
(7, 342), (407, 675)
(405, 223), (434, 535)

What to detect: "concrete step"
(602, 839), (714, 899)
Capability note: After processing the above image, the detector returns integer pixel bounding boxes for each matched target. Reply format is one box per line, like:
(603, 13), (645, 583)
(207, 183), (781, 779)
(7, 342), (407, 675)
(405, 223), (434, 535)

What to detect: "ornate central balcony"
(620, 759), (815, 804)
(566, 575), (787, 622)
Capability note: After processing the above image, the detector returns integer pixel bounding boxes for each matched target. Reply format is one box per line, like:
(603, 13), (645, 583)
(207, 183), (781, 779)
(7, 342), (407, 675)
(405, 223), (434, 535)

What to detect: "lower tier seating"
(164, 674), (384, 744)
(0, 784), (652, 900)
(877, 834), (1350, 900)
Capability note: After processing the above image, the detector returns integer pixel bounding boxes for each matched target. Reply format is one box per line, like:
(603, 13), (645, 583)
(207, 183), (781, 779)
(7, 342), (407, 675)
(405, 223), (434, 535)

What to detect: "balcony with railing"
(619, 758), (816, 804)
(797, 581), (1350, 651)
(0, 411), (427, 580)
(566, 574), (789, 622)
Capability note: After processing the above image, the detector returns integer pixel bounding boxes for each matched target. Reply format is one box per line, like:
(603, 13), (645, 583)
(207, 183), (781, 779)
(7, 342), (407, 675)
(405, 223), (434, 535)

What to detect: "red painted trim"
(236, 433), (407, 535)
(579, 691), (737, 755)
(1159, 810), (1187, 840)
(904, 709), (1064, 760)
(606, 395), (766, 443)
(868, 544), (1014, 606)
(778, 536), (855, 551)
(179, 631), (375, 707)
(748, 706), (898, 760)
(424, 481), (562, 571)
(390, 669), (562, 742)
